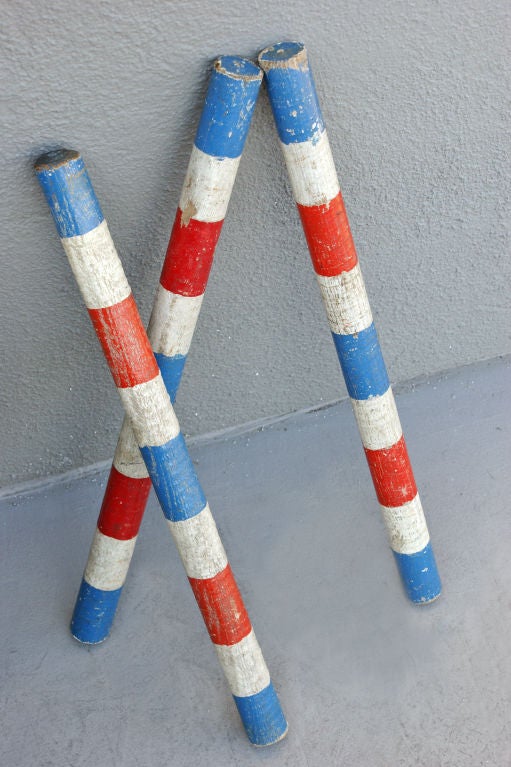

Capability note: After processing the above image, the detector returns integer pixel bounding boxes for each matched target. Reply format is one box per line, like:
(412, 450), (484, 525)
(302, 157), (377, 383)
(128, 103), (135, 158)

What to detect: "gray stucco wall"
(1, 0), (510, 488)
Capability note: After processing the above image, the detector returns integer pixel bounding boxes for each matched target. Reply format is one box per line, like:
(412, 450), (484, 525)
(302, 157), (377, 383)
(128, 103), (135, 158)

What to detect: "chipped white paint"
(148, 287), (204, 356)
(167, 504), (228, 579)
(317, 264), (373, 335)
(113, 417), (149, 478)
(215, 629), (271, 697)
(351, 388), (402, 450)
(84, 529), (137, 590)
(118, 373), (179, 448)
(281, 130), (339, 207)
(381, 495), (430, 555)
(179, 147), (240, 223)
(61, 220), (131, 309)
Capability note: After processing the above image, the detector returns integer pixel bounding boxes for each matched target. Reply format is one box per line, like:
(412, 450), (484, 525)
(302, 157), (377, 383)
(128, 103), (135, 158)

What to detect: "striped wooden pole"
(69, 57), (263, 645)
(259, 42), (441, 604)
(35, 149), (287, 746)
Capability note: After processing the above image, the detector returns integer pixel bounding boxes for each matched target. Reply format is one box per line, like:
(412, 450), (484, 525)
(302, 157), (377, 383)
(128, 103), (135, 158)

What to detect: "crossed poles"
(36, 43), (441, 747)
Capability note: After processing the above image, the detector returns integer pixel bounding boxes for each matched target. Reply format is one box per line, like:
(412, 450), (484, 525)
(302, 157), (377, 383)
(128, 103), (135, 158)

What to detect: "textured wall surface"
(1, 0), (510, 487)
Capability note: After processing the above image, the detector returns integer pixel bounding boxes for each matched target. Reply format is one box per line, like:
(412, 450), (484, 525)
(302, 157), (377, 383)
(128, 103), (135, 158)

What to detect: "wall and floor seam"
(2, 354), (509, 504)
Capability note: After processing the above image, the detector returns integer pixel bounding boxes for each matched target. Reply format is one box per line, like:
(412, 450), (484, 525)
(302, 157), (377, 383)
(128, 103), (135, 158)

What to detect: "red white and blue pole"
(67, 57), (263, 645)
(259, 42), (441, 604)
(35, 148), (287, 746)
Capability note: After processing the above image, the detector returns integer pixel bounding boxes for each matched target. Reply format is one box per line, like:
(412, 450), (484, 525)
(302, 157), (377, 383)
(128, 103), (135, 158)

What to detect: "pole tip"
(214, 55), (262, 82)
(34, 148), (80, 173)
(258, 42), (307, 71)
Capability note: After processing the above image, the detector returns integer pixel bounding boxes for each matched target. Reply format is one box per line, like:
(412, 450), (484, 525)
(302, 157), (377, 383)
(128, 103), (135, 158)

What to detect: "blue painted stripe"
(70, 579), (121, 644)
(393, 542), (442, 603)
(260, 55), (324, 145)
(35, 149), (104, 238)
(155, 352), (186, 404)
(332, 324), (390, 400)
(194, 57), (262, 159)
(140, 433), (206, 522)
(233, 682), (288, 746)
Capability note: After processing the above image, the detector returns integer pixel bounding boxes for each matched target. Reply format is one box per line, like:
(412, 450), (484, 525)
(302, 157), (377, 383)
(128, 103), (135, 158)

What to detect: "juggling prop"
(259, 42), (441, 603)
(35, 148), (288, 746)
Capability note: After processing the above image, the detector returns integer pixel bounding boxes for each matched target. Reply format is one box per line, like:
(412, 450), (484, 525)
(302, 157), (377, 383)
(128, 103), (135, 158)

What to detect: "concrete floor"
(1, 356), (510, 766)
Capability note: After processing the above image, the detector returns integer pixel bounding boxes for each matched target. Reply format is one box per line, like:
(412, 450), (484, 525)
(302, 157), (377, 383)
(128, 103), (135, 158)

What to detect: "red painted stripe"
(189, 564), (252, 646)
(297, 192), (358, 276)
(88, 294), (159, 388)
(364, 436), (418, 507)
(159, 210), (223, 297)
(97, 465), (152, 540)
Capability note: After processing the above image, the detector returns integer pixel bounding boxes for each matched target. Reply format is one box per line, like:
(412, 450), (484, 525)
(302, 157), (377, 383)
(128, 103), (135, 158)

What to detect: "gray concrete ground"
(1, 356), (510, 766)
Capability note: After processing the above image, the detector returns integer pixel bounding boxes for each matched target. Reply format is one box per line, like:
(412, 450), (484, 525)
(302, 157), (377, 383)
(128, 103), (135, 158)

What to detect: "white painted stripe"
(61, 220), (131, 309)
(281, 130), (340, 207)
(316, 264), (373, 335)
(113, 417), (149, 479)
(351, 388), (402, 450)
(84, 529), (137, 590)
(215, 629), (271, 698)
(167, 504), (228, 579)
(148, 287), (204, 357)
(179, 146), (240, 223)
(381, 494), (430, 555)
(118, 373), (180, 448)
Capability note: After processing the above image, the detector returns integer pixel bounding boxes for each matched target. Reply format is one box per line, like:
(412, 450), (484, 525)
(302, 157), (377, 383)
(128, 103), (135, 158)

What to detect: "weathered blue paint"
(155, 352), (186, 403)
(393, 543), (442, 603)
(194, 57), (262, 159)
(233, 682), (288, 746)
(70, 579), (121, 643)
(259, 42), (324, 145)
(140, 433), (206, 522)
(332, 324), (390, 400)
(35, 150), (104, 238)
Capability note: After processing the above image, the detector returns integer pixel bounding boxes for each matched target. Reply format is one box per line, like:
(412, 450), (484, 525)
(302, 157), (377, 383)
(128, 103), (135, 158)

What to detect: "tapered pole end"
(394, 543), (442, 604)
(70, 578), (122, 644)
(34, 148), (81, 173)
(233, 682), (288, 746)
(34, 147), (103, 237)
(214, 55), (262, 82)
(258, 41), (308, 71)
